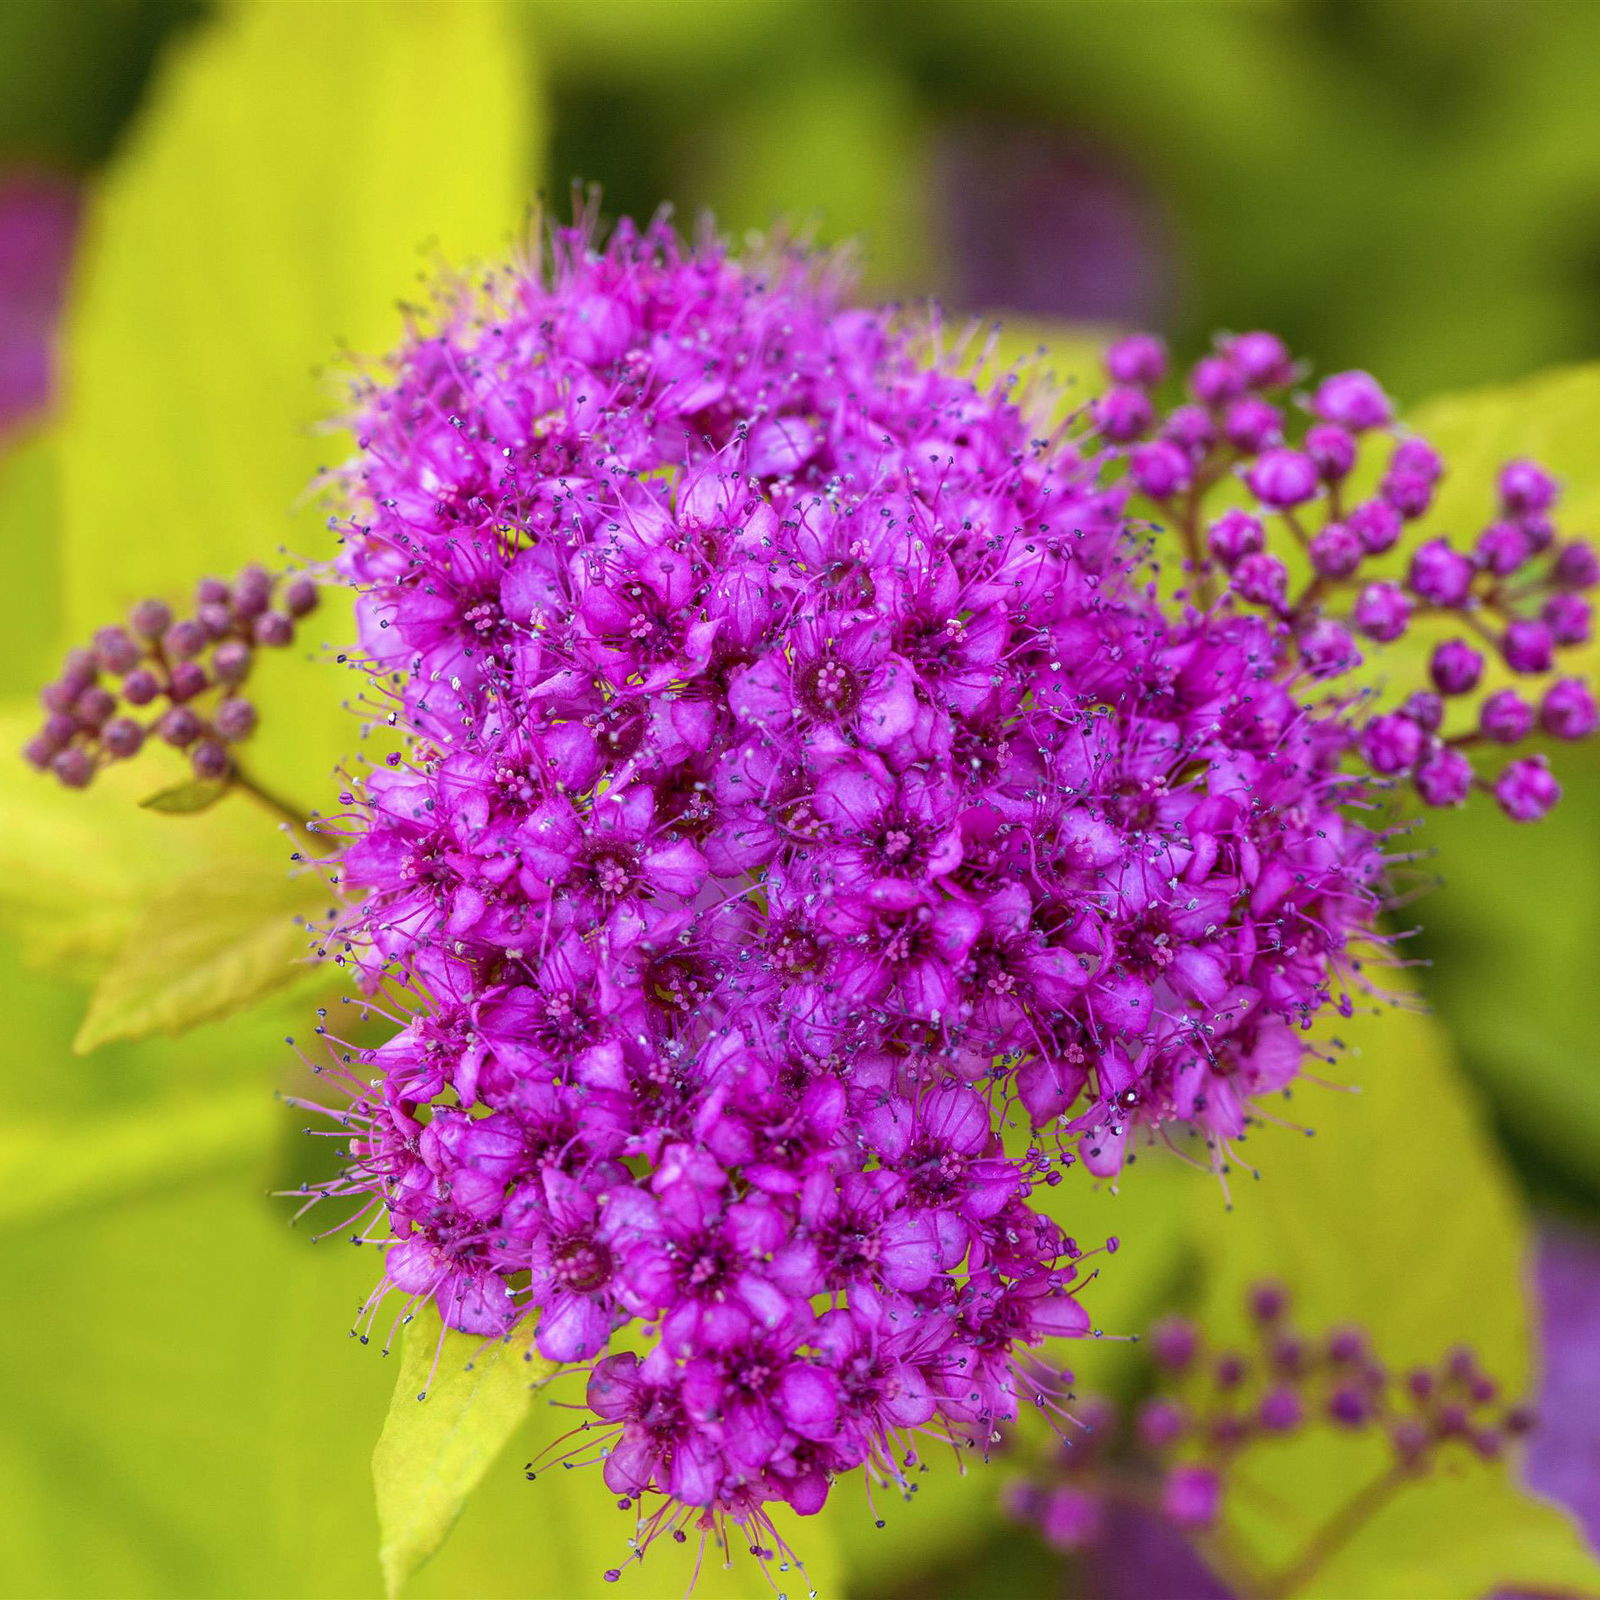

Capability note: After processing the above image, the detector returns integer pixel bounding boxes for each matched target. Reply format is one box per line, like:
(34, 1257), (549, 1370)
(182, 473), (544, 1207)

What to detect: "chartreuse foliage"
(375, 1324), (560, 1599)
(1191, 992), (1600, 1599)
(71, 858), (334, 1053)
(54, 0), (535, 804)
(5, 0), (533, 1040)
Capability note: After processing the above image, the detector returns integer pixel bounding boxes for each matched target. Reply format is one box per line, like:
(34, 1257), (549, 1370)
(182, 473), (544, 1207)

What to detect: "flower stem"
(231, 763), (329, 855)
(1258, 1465), (1407, 1600)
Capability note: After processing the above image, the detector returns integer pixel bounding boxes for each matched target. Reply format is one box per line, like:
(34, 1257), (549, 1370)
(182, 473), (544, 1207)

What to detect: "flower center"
(553, 1237), (612, 1293)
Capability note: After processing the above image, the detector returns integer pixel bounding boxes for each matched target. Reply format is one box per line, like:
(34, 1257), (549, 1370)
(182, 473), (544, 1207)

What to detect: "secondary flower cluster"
(23, 565), (317, 787)
(304, 218), (1591, 1564)
(1094, 332), (1598, 819)
(1004, 1281), (1531, 1565)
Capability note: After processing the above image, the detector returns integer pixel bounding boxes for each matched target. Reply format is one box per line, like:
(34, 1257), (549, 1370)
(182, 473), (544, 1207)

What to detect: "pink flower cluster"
(307, 219), (1594, 1564)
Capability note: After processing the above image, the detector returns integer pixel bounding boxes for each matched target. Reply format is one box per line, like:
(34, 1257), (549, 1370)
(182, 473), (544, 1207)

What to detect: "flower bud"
(1038, 1486), (1102, 1552)
(1137, 1397), (1186, 1450)
(196, 576), (230, 605)
(1553, 540), (1599, 590)
(1480, 688), (1534, 744)
(254, 611), (294, 648)
(1542, 593), (1591, 646)
(51, 746), (94, 788)
(1430, 639), (1483, 695)
(163, 619), (208, 660)
(1298, 619), (1360, 679)
(1150, 1317), (1198, 1372)
(1502, 618), (1553, 675)
(130, 598), (174, 639)
(1129, 440), (1192, 500)
(284, 575), (320, 618)
(1347, 498), (1403, 555)
(191, 739), (231, 781)
(122, 666), (161, 706)
(1093, 385), (1153, 443)
(1245, 448), (1318, 509)
(1521, 512), (1556, 555)
(1190, 354), (1243, 407)
(1361, 713), (1423, 775)
(1353, 581), (1411, 642)
(1232, 552), (1288, 608)
(102, 716), (146, 759)
(1475, 521), (1532, 577)
(1161, 404), (1215, 456)
(1381, 468), (1435, 520)
(1391, 1418), (1431, 1468)
(1161, 1464), (1221, 1530)
(93, 625), (141, 674)
(1415, 748), (1473, 808)
(1328, 1384), (1372, 1427)
(1309, 521), (1363, 579)
(1327, 1326), (1368, 1364)
(1271, 1333), (1308, 1377)
(1206, 508), (1265, 568)
(1214, 1352), (1248, 1389)
(1313, 370), (1391, 430)
(1408, 540), (1475, 608)
(1498, 458), (1558, 516)
(214, 639), (252, 684)
(1539, 679), (1597, 741)
(215, 696), (258, 741)
(1400, 690), (1444, 734)
(1305, 422), (1356, 481)
(168, 660), (208, 702)
(73, 685), (116, 728)
(1223, 396), (1282, 453)
(1226, 330), (1293, 388)
(232, 564), (274, 619)
(1104, 333), (1166, 387)
(1258, 1386), (1303, 1432)
(158, 706), (203, 748)
(1494, 756), (1560, 822)
(1392, 437), (1444, 484)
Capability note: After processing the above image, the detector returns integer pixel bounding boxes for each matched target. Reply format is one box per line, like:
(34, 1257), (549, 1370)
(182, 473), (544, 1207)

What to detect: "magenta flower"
(266, 218), (1598, 1568)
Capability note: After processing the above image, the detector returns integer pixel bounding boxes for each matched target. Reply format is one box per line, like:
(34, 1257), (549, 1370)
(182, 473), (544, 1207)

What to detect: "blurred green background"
(3, 3), (1598, 1597)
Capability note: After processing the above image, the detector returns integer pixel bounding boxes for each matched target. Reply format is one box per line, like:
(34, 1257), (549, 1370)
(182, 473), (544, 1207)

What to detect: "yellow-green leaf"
(73, 859), (333, 1053)
(1191, 995), (1600, 1598)
(0, 1085), (271, 1228)
(56, 0), (536, 807)
(0, 703), (288, 979)
(374, 1316), (559, 1599)
(1409, 362), (1600, 544)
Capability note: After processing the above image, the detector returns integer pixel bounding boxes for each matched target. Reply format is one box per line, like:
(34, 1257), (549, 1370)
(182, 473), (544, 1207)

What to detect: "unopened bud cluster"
(1004, 1280), (1533, 1556)
(1095, 333), (1599, 821)
(23, 565), (317, 788)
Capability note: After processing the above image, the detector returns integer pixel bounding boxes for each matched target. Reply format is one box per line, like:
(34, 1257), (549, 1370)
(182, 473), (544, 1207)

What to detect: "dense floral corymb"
(301, 216), (1594, 1566)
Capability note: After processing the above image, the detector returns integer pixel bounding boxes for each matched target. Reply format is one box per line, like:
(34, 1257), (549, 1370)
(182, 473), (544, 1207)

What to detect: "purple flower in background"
(0, 171), (78, 434)
(1008, 1281), (1542, 1596)
(1522, 1225), (1600, 1552)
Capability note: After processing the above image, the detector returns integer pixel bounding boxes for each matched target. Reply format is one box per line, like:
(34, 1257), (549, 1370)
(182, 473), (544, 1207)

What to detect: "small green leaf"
(73, 860), (333, 1053)
(374, 1315), (559, 1599)
(138, 778), (229, 815)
